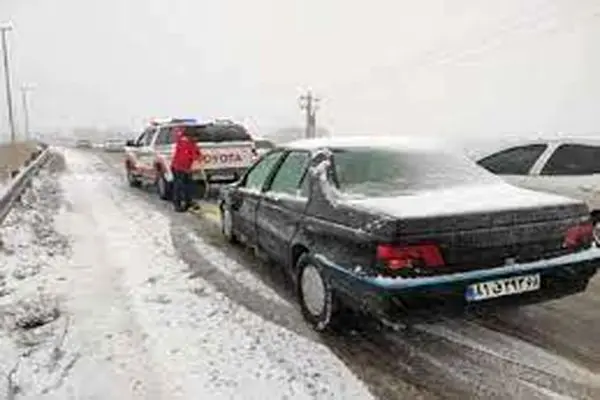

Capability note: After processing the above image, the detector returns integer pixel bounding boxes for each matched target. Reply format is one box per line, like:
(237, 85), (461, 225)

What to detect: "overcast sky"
(1, 0), (600, 140)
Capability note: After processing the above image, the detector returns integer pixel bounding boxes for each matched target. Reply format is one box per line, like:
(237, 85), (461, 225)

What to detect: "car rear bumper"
(316, 247), (600, 318)
(193, 167), (247, 183)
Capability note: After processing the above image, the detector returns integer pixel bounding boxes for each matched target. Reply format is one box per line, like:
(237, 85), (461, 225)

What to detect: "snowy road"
(1, 148), (600, 399)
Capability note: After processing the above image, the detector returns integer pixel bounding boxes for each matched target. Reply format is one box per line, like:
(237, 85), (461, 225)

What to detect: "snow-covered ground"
(0, 149), (373, 399)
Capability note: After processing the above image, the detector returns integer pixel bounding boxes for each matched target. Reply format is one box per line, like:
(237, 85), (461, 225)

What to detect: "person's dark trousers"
(172, 170), (193, 212)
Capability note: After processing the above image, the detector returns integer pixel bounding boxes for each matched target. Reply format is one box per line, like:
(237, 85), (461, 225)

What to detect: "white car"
(475, 138), (600, 220)
(104, 139), (125, 152)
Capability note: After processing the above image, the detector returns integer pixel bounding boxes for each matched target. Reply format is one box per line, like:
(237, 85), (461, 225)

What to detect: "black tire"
(126, 168), (141, 188)
(220, 205), (238, 244)
(157, 175), (172, 200)
(296, 253), (338, 332)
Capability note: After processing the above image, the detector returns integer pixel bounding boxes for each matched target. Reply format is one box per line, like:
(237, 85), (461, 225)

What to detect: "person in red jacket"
(170, 126), (201, 212)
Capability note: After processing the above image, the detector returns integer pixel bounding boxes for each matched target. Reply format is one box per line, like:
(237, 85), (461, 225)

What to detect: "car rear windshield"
(331, 147), (498, 196)
(182, 124), (252, 143)
(255, 139), (275, 149)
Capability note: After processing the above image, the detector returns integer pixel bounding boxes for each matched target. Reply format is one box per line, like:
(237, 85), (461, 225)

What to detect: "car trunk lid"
(344, 183), (590, 275)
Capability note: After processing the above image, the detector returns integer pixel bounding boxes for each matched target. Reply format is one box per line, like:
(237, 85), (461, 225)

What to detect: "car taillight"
(376, 243), (445, 270)
(564, 222), (594, 249)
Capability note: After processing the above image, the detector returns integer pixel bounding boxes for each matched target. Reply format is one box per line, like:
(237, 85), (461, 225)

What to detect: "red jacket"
(171, 131), (200, 172)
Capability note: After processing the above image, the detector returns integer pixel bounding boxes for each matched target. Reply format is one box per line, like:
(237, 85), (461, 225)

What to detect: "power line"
(299, 90), (320, 139)
(0, 23), (16, 143)
(21, 85), (34, 141)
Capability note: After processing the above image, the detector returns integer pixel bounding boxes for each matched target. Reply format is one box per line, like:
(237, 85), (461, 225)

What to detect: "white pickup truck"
(124, 119), (256, 199)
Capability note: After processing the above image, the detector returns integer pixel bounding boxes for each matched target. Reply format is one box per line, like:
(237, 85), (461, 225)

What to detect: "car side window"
(267, 151), (311, 196)
(143, 128), (156, 146)
(541, 144), (600, 175)
(135, 131), (147, 146)
(477, 144), (547, 175)
(155, 127), (172, 145)
(243, 151), (283, 191)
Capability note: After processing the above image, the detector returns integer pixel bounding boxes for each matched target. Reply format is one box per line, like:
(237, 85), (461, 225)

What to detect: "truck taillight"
(376, 244), (445, 270)
(564, 222), (594, 249)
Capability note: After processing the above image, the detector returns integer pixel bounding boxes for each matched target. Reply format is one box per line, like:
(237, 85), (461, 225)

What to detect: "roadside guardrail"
(0, 143), (51, 225)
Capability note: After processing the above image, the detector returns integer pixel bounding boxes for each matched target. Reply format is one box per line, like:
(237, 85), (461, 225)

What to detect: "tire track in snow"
(387, 317), (600, 400)
(170, 224), (313, 340)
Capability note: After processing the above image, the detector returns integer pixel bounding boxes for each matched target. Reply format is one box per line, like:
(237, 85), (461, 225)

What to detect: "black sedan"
(219, 136), (600, 331)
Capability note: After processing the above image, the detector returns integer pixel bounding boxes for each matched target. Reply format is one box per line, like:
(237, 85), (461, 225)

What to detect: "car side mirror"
(125, 139), (136, 147)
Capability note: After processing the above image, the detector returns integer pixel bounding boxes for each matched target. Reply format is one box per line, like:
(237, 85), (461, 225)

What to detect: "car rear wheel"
(297, 253), (337, 332)
(126, 168), (141, 188)
(157, 175), (172, 200)
(220, 206), (238, 244)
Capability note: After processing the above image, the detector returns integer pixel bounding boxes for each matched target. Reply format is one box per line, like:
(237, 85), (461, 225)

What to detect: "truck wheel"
(157, 175), (172, 200)
(297, 253), (338, 332)
(220, 206), (238, 244)
(127, 168), (141, 188)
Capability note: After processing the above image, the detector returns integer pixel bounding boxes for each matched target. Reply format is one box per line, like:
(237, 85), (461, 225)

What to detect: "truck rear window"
(183, 124), (252, 143)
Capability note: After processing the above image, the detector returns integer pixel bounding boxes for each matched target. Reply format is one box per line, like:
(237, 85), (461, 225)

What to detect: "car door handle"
(264, 193), (281, 202)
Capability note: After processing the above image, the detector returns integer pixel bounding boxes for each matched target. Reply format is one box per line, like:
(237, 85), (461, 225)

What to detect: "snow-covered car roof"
(149, 118), (197, 126)
(285, 135), (449, 153)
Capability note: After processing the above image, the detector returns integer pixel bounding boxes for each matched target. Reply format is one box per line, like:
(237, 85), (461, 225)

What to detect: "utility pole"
(299, 89), (320, 139)
(0, 23), (16, 143)
(21, 85), (33, 141)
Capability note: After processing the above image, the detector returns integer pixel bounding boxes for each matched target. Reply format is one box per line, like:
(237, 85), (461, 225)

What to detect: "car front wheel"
(126, 168), (141, 187)
(157, 175), (172, 200)
(297, 253), (338, 332)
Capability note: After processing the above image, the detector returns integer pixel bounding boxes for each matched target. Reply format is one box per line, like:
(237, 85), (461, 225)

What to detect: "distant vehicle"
(124, 118), (255, 199)
(75, 139), (92, 149)
(476, 138), (600, 221)
(103, 139), (125, 152)
(253, 138), (275, 157)
(219, 136), (600, 331)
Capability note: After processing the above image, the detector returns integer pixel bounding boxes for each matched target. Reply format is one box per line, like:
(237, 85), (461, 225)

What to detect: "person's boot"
(174, 200), (185, 212)
(187, 200), (199, 211)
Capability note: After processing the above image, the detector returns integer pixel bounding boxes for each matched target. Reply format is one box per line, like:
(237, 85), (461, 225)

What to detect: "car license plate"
(465, 273), (541, 302)
(210, 174), (235, 181)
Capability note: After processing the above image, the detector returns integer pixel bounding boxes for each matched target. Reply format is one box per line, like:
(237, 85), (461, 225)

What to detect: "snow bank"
(0, 166), (74, 399)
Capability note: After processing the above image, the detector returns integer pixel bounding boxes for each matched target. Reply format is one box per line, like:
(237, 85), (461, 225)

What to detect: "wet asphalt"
(91, 149), (600, 400)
